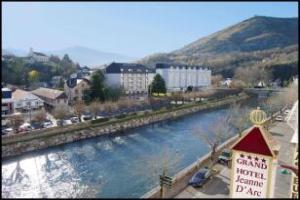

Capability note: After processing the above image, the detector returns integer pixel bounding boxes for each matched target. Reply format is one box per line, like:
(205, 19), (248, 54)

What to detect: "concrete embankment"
(2, 94), (250, 159)
(141, 134), (239, 198)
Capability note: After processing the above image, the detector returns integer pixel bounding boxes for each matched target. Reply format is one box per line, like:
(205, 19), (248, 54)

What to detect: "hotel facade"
(155, 63), (211, 91)
(105, 62), (156, 94)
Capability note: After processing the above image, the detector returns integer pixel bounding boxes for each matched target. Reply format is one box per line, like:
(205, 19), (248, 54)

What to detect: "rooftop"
(156, 63), (211, 70)
(32, 87), (67, 99)
(12, 89), (43, 101)
(106, 62), (155, 74)
(33, 51), (47, 57)
(2, 88), (11, 92)
(231, 126), (279, 157)
(66, 77), (91, 88)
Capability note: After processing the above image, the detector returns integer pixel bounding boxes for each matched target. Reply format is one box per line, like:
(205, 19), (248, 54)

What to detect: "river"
(2, 96), (269, 198)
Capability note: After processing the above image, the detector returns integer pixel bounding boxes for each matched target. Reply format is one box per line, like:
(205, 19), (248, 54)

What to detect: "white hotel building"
(155, 63), (211, 91)
(105, 62), (156, 94)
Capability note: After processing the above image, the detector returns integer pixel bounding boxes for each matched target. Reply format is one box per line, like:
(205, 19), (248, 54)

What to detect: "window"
(75, 89), (79, 94)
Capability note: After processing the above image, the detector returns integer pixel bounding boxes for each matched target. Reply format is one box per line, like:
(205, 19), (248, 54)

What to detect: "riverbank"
(2, 93), (251, 159)
(141, 106), (285, 198)
(141, 134), (239, 198)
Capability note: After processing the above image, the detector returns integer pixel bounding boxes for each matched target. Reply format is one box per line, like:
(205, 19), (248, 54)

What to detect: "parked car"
(96, 115), (104, 119)
(218, 149), (232, 165)
(43, 121), (53, 128)
(82, 114), (92, 121)
(19, 123), (33, 132)
(56, 119), (63, 126)
(275, 115), (284, 122)
(188, 168), (212, 187)
(31, 121), (45, 130)
(284, 109), (291, 115)
(62, 119), (72, 126)
(2, 127), (14, 135)
(70, 116), (80, 123)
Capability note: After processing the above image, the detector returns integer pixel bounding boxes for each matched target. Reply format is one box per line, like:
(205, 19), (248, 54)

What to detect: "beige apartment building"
(64, 77), (91, 104)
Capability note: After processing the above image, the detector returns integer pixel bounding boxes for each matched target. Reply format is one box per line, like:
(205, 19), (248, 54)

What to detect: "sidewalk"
(269, 121), (295, 198)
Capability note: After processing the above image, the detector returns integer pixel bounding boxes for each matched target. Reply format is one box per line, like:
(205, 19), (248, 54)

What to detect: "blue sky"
(2, 2), (298, 58)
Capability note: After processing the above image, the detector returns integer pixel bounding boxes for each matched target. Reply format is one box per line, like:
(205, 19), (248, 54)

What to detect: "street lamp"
(25, 98), (32, 124)
(159, 168), (173, 198)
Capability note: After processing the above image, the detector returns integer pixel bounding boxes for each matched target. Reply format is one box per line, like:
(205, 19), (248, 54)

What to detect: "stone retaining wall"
(2, 94), (250, 159)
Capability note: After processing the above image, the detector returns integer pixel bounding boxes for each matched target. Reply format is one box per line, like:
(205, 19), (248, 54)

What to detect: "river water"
(2, 96), (267, 198)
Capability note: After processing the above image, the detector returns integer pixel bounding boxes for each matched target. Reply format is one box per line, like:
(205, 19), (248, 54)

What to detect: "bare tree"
(88, 100), (103, 119)
(51, 106), (70, 126)
(211, 74), (223, 87)
(172, 92), (184, 103)
(33, 110), (47, 123)
(10, 115), (24, 133)
(193, 114), (233, 168)
(231, 80), (247, 89)
(103, 101), (119, 115)
(134, 147), (182, 198)
(234, 65), (272, 87)
(284, 82), (298, 107)
(228, 103), (251, 138)
(264, 82), (298, 116)
(73, 100), (86, 122)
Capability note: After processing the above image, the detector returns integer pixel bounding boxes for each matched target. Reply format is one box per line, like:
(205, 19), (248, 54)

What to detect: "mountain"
(47, 46), (136, 67)
(139, 16), (298, 77)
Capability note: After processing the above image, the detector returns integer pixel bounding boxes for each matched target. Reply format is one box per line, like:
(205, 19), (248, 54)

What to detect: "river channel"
(2, 96), (268, 198)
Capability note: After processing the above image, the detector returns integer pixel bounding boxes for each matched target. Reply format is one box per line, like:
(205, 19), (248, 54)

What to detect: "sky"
(2, 2), (298, 58)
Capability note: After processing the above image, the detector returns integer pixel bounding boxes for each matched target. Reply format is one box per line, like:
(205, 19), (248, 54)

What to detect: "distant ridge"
(139, 16), (298, 77)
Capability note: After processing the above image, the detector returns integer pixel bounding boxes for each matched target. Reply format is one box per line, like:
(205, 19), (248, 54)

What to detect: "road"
(175, 164), (230, 198)
(175, 120), (295, 198)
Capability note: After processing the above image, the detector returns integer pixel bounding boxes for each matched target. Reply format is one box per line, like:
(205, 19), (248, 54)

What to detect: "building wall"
(14, 97), (44, 111)
(2, 101), (14, 117)
(106, 72), (155, 94)
(157, 66), (211, 91)
(105, 74), (121, 87)
(122, 73), (147, 93)
(64, 80), (90, 103)
(35, 95), (68, 108)
(147, 72), (156, 87)
(53, 98), (68, 108)
(33, 54), (49, 62)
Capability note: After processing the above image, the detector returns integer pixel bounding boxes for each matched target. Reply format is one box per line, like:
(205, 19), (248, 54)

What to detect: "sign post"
(229, 107), (277, 198)
(159, 170), (173, 198)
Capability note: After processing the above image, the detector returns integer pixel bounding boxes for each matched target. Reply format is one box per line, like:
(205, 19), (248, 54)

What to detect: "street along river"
(2, 96), (268, 198)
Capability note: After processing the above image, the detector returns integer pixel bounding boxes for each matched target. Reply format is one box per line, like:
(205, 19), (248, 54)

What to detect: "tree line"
(2, 54), (80, 87)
